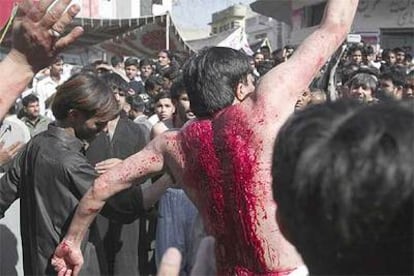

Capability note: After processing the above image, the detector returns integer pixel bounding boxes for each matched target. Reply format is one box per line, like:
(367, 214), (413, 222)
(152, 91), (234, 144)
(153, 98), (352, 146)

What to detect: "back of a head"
(111, 55), (124, 67)
(182, 47), (251, 117)
(52, 73), (120, 121)
(127, 94), (146, 112)
(101, 72), (129, 93)
(272, 100), (413, 275)
(145, 75), (164, 91)
(170, 76), (186, 101)
(379, 66), (406, 87)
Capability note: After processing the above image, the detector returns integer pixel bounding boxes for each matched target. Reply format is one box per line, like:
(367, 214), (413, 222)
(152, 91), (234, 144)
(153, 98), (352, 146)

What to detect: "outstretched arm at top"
(0, 0), (83, 120)
(255, 0), (359, 118)
(51, 132), (174, 276)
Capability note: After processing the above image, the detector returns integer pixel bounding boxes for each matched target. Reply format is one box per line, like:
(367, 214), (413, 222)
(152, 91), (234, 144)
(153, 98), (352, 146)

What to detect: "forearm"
(0, 50), (34, 120)
(321, 0), (359, 30)
(64, 173), (133, 244)
(259, 1), (358, 103)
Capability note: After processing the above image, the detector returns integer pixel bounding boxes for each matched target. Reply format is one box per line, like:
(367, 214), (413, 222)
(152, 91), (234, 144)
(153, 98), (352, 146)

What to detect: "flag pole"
(0, 4), (18, 45)
(166, 12), (170, 50)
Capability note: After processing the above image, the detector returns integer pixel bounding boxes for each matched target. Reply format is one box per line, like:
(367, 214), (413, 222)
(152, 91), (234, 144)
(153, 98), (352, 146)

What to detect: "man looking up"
(53, 0), (359, 274)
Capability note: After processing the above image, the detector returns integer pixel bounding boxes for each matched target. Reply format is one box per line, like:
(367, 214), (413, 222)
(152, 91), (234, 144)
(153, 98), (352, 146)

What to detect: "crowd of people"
(0, 0), (412, 275)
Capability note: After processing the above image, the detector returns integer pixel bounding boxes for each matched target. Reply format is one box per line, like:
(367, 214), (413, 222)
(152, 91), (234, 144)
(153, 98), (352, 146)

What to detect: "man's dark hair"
(124, 57), (139, 68)
(393, 47), (405, 55)
(145, 75), (164, 92)
(162, 67), (179, 82)
(381, 48), (395, 61)
(363, 44), (375, 56)
(272, 100), (413, 275)
(159, 49), (173, 60)
(348, 72), (378, 92)
(139, 58), (154, 68)
(52, 73), (120, 121)
(170, 76), (186, 101)
(380, 67), (406, 87)
(110, 55), (124, 67)
(127, 95), (146, 112)
(101, 72), (129, 93)
(22, 94), (39, 107)
(257, 60), (274, 76)
(153, 91), (171, 104)
(182, 47), (251, 117)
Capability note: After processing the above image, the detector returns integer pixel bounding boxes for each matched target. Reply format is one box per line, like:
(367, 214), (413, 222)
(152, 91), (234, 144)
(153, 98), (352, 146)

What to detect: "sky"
(171, 0), (256, 30)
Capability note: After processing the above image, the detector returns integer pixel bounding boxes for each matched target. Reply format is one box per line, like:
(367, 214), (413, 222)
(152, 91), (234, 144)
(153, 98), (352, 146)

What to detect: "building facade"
(251, 0), (414, 51)
(209, 4), (290, 52)
(72, 0), (154, 19)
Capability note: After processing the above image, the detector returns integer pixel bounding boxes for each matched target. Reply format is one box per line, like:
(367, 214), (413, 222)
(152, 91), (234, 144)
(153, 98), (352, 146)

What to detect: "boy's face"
(350, 84), (373, 103)
(125, 65), (139, 80)
(140, 65), (153, 78)
(154, 98), (175, 121)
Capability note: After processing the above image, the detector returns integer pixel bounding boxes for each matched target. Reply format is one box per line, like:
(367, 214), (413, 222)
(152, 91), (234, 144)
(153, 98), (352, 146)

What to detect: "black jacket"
(0, 124), (144, 275)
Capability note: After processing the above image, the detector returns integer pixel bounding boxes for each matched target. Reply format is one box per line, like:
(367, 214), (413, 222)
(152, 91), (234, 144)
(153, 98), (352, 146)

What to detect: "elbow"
(91, 176), (111, 201)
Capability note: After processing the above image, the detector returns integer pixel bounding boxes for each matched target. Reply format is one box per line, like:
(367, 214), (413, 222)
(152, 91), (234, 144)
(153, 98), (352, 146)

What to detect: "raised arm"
(51, 132), (175, 276)
(0, 0), (83, 120)
(255, 0), (359, 118)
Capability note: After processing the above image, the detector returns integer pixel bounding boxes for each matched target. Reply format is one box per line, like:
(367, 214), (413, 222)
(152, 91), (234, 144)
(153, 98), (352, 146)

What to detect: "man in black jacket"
(0, 73), (146, 275)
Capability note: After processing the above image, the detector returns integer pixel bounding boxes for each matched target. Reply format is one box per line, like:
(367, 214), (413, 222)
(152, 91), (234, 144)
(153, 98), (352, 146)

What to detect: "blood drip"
(180, 105), (269, 274)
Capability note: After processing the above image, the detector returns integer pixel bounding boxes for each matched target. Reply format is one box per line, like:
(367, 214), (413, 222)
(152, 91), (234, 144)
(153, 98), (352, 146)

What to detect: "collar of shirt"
(46, 123), (85, 153)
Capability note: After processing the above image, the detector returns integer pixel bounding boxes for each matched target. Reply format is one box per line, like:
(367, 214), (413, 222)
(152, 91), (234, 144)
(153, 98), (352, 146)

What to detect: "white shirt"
(34, 76), (64, 116)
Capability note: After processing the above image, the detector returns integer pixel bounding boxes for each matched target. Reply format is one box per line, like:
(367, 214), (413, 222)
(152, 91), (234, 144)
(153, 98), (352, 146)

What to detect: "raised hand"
(10, 0), (84, 72)
(0, 141), (24, 166)
(0, 0), (83, 121)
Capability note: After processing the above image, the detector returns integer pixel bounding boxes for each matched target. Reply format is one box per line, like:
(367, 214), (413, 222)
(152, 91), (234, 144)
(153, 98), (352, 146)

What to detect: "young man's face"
(351, 50), (363, 64)
(50, 60), (64, 77)
(125, 65), (139, 80)
(402, 78), (414, 99)
(175, 92), (195, 122)
(295, 90), (311, 110)
(154, 98), (175, 121)
(158, 52), (171, 67)
(379, 78), (401, 99)
(350, 84), (373, 103)
(396, 51), (405, 64)
(25, 101), (40, 119)
(140, 65), (153, 79)
(385, 52), (396, 65)
(254, 53), (264, 66)
(113, 88), (127, 109)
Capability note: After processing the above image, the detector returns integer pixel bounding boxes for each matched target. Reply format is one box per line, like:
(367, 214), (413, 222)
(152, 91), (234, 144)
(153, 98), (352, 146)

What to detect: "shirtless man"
(52, 1), (359, 274)
(0, 0), (83, 121)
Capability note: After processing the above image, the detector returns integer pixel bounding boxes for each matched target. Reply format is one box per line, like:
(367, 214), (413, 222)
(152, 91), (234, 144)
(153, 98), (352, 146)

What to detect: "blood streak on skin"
(87, 208), (100, 214)
(180, 106), (269, 274)
(60, 241), (72, 254)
